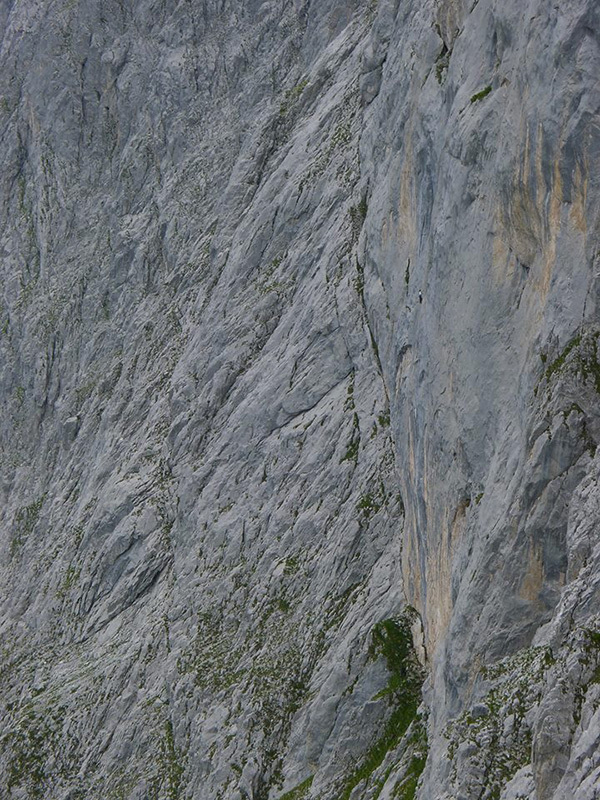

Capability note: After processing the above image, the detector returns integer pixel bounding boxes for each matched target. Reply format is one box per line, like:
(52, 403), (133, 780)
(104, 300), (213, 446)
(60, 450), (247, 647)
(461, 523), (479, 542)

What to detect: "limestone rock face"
(0, 1), (599, 799)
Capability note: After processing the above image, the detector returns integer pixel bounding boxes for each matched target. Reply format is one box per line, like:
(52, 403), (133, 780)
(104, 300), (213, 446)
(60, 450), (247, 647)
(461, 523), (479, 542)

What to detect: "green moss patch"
(278, 775), (314, 800)
(470, 85), (492, 103)
(338, 610), (425, 800)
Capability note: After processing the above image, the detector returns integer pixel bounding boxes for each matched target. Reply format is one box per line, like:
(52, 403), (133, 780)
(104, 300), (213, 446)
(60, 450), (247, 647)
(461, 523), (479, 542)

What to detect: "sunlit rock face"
(0, 1), (599, 798)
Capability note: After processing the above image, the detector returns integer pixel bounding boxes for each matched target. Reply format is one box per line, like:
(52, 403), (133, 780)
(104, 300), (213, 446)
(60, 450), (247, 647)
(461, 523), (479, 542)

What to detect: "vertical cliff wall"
(0, 1), (599, 799)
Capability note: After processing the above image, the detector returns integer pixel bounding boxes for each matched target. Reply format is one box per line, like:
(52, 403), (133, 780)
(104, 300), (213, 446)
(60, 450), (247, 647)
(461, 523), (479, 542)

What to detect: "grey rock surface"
(0, 0), (599, 798)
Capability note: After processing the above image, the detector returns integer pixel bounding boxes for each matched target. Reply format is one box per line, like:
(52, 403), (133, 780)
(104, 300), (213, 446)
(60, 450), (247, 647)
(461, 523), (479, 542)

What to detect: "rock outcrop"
(0, 1), (598, 798)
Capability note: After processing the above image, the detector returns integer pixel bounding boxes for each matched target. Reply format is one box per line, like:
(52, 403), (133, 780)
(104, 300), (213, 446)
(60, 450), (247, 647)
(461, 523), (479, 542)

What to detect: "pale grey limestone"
(0, 0), (599, 798)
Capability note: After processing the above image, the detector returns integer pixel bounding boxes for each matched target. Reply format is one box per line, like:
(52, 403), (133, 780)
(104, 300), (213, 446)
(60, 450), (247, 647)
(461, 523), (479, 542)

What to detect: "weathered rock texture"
(0, 0), (599, 798)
